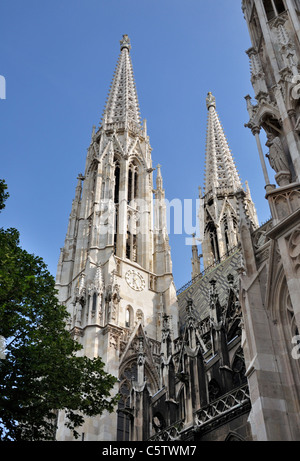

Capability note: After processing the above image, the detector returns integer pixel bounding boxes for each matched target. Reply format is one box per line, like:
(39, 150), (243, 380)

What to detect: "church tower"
(243, 0), (300, 186)
(55, 35), (178, 441)
(199, 92), (258, 269)
(240, 0), (300, 441)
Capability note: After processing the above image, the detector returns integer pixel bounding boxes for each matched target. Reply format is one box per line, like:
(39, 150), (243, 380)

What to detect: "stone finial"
(206, 92), (216, 110)
(245, 94), (254, 118)
(120, 34), (131, 51)
(156, 164), (163, 191)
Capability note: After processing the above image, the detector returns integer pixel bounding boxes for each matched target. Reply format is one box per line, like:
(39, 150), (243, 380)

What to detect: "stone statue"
(266, 135), (290, 173)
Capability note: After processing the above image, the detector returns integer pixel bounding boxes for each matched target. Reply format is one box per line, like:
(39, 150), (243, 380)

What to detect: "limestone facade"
(55, 0), (300, 442)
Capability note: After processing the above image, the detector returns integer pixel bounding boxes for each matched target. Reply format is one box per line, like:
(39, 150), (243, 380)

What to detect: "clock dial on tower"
(125, 270), (145, 292)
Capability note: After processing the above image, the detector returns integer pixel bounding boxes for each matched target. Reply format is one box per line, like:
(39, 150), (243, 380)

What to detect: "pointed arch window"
(87, 163), (98, 216)
(127, 162), (138, 204)
(125, 305), (133, 328)
(263, 0), (285, 21)
(206, 221), (220, 262)
(114, 161), (120, 205)
(274, 0), (286, 14)
(178, 387), (186, 422)
(92, 167), (97, 196)
(126, 162), (139, 262)
(223, 216), (230, 254)
(221, 213), (238, 254)
(92, 292), (97, 313)
(114, 159), (121, 255)
(132, 234), (137, 262)
(126, 214), (137, 263)
(128, 168), (132, 203)
(117, 362), (138, 441)
(249, 4), (263, 49)
(134, 170), (138, 198)
(126, 231), (131, 259)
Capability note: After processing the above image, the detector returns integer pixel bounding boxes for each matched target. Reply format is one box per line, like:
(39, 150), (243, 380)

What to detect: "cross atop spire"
(101, 35), (141, 127)
(206, 92), (216, 109)
(204, 92), (242, 194)
(120, 34), (131, 51)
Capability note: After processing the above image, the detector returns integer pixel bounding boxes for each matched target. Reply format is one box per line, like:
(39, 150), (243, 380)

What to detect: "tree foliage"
(0, 181), (119, 441)
(0, 179), (9, 211)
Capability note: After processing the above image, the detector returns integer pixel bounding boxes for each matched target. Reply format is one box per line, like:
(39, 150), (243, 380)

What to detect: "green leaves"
(0, 181), (118, 441)
(0, 179), (9, 211)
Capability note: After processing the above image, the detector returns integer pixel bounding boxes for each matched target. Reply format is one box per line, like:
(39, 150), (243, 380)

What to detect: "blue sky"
(0, 0), (273, 290)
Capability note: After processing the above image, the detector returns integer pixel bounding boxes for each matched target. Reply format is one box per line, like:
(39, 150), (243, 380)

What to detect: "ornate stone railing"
(104, 120), (143, 137)
(176, 245), (239, 296)
(203, 186), (238, 203)
(148, 384), (250, 441)
(148, 419), (185, 442)
(194, 383), (250, 428)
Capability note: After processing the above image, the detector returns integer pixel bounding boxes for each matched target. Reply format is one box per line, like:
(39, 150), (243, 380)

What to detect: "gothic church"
(55, 0), (300, 441)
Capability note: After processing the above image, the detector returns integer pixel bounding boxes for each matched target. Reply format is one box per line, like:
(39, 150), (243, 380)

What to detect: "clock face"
(125, 270), (145, 292)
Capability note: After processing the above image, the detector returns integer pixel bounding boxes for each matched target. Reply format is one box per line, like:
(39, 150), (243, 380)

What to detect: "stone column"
(239, 220), (294, 440)
(252, 126), (272, 187)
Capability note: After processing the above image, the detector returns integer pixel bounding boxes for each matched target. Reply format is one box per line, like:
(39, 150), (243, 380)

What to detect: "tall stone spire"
(204, 92), (242, 194)
(55, 35), (178, 442)
(154, 165), (172, 276)
(200, 92), (258, 269)
(101, 34), (141, 127)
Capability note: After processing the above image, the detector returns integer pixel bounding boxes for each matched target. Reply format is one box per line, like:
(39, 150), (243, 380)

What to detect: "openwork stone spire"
(101, 34), (141, 126)
(200, 92), (258, 269)
(204, 92), (242, 194)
